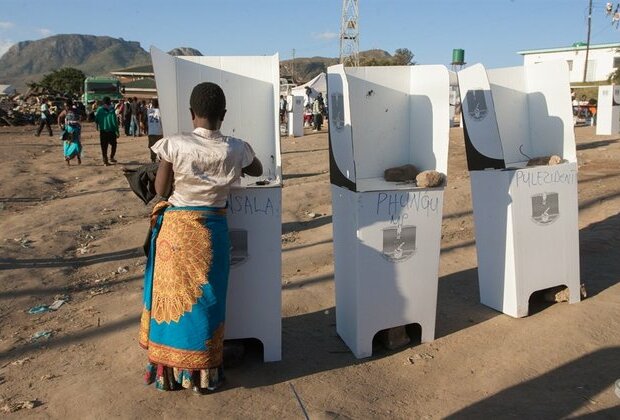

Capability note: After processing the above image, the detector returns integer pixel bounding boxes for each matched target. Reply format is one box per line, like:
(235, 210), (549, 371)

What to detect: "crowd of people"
(36, 96), (163, 166)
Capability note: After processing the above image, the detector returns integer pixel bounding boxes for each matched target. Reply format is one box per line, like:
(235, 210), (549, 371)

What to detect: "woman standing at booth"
(139, 82), (262, 393)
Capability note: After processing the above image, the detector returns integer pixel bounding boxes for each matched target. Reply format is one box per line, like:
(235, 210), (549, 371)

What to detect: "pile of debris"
(0, 96), (38, 126)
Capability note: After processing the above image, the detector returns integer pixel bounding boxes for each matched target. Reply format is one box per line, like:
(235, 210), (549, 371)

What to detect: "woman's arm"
(242, 157), (263, 177)
(155, 159), (174, 197)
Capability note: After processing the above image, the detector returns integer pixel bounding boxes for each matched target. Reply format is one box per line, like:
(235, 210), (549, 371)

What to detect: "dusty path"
(0, 123), (618, 418)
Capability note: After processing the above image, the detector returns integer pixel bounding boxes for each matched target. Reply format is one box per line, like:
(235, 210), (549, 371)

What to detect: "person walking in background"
(140, 82), (262, 393)
(130, 96), (140, 136)
(146, 99), (163, 162)
(58, 99), (82, 166)
(123, 97), (132, 136)
(95, 96), (120, 166)
(279, 95), (287, 124)
(312, 92), (325, 132)
(140, 100), (149, 136)
(35, 98), (53, 137)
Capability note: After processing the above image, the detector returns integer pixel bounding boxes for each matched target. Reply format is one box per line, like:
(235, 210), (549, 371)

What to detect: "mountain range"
(0, 34), (392, 91)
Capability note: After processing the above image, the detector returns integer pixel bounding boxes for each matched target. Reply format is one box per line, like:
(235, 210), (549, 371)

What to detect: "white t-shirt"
(40, 103), (49, 119)
(151, 128), (256, 208)
(147, 108), (163, 136)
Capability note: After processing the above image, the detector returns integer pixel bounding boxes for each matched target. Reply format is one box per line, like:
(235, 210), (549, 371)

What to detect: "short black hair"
(190, 82), (226, 120)
(103, 96), (111, 105)
(152, 98), (159, 108)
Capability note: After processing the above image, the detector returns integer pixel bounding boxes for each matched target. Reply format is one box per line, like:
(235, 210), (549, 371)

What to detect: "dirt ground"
(0, 122), (618, 419)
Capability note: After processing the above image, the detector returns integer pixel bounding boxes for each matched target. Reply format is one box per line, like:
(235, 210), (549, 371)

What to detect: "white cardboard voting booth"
(457, 62), (581, 318)
(596, 85), (620, 135)
(287, 94), (304, 137)
(328, 64), (450, 358)
(151, 47), (282, 361)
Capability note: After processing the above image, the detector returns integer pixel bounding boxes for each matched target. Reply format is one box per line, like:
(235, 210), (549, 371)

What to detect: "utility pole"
(582, 0), (593, 82)
(292, 48), (296, 83)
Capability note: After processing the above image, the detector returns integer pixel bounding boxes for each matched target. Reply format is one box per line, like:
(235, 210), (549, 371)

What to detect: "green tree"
(608, 68), (620, 84)
(393, 48), (415, 65)
(30, 67), (85, 98)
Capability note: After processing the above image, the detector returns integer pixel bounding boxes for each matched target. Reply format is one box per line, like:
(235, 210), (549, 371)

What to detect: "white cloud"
(313, 31), (339, 41)
(0, 39), (14, 57)
(38, 28), (53, 37)
(0, 21), (15, 30)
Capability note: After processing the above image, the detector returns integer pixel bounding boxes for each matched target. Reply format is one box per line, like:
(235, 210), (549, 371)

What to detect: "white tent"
(0, 85), (16, 97)
(292, 72), (327, 99)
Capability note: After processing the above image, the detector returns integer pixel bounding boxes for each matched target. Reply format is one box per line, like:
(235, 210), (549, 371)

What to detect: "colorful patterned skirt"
(140, 201), (230, 392)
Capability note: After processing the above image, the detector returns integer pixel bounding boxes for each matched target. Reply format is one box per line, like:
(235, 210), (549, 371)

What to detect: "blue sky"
(0, 0), (618, 71)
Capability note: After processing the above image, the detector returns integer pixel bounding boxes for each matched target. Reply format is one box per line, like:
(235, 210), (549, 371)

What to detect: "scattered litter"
(118, 214), (125, 219)
(1, 400), (40, 413)
(90, 287), (111, 297)
(40, 374), (56, 381)
(31, 330), (52, 341)
(0, 376), (4, 385)
(117, 266), (128, 274)
(10, 357), (31, 366)
(307, 212), (316, 218)
(49, 299), (66, 311)
(77, 244), (89, 255)
(28, 305), (50, 314)
(406, 353), (434, 365)
(14, 236), (33, 248)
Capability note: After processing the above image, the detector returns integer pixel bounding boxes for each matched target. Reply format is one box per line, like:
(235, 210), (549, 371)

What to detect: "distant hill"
(168, 47), (202, 57)
(0, 33), (396, 91)
(280, 49), (393, 83)
(0, 34), (151, 90)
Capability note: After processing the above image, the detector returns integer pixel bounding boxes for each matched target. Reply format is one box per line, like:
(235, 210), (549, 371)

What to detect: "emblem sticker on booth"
(466, 89), (488, 121)
(331, 93), (345, 130)
(382, 224), (416, 262)
(531, 192), (560, 225)
(229, 229), (248, 266)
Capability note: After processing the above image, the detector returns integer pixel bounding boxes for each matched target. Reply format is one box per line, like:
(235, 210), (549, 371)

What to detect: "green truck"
(82, 76), (123, 103)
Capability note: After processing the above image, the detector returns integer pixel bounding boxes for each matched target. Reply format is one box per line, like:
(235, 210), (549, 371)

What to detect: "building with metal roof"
(517, 42), (620, 83)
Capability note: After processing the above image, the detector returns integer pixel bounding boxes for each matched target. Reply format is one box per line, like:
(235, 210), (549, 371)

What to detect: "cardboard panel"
(487, 66), (530, 165)
(287, 95), (304, 137)
(524, 61), (576, 163)
(150, 47), (281, 185)
(226, 187), (282, 361)
(596, 85), (620, 135)
(331, 186), (360, 350)
(151, 48), (179, 135)
(457, 64), (506, 170)
(332, 186), (442, 358)
(410, 65), (450, 174)
(510, 163), (579, 316)
(470, 164), (581, 318)
(327, 65), (356, 189)
(460, 62), (576, 168)
(347, 67), (411, 181)
(470, 170), (518, 316)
